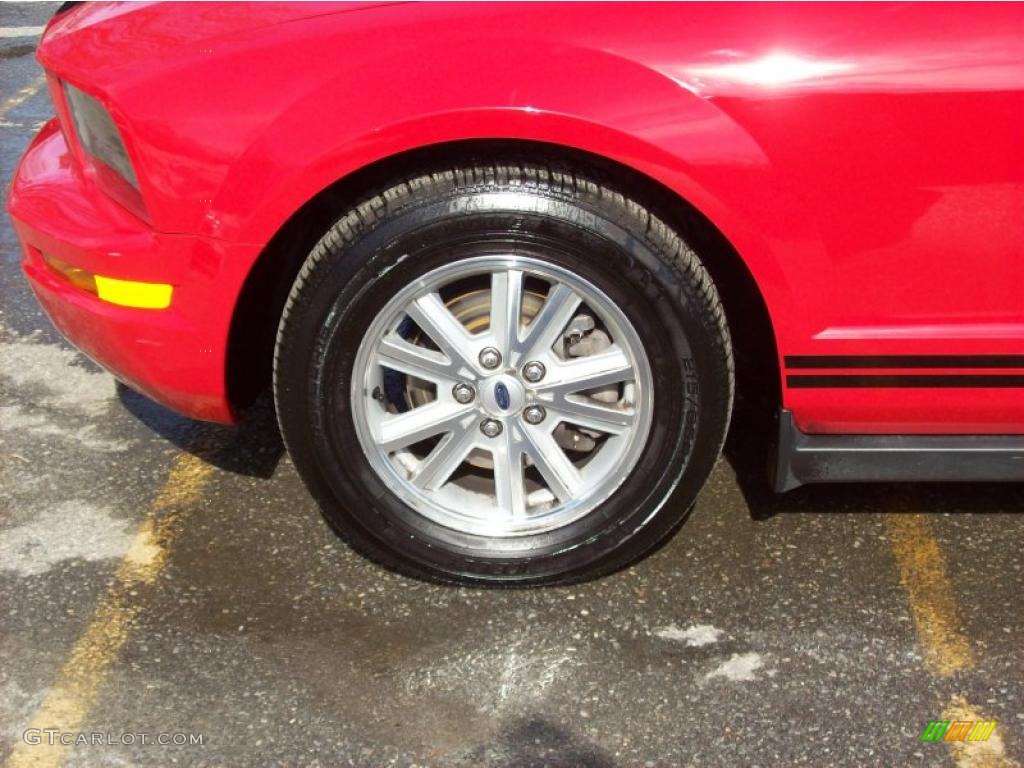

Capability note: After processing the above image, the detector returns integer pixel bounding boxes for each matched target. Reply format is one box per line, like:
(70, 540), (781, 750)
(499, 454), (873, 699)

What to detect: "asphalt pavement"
(1, 5), (1022, 766)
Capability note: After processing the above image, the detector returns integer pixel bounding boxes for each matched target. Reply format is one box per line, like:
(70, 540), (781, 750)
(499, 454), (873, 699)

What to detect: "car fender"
(209, 41), (816, 351)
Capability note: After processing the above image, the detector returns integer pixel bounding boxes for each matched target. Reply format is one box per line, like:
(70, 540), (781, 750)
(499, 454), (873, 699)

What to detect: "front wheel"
(274, 160), (733, 585)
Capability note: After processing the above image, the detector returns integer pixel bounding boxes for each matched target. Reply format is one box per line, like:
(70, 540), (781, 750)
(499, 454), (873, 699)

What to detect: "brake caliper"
(552, 313), (616, 453)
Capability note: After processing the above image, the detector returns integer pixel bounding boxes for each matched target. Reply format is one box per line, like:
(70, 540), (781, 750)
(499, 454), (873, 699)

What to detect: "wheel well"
(225, 140), (781, 432)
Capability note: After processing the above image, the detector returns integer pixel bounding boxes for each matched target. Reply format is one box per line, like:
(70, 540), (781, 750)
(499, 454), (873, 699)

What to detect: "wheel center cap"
(480, 374), (525, 416)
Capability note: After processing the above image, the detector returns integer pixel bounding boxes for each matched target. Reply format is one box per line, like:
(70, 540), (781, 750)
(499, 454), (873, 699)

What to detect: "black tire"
(274, 159), (733, 586)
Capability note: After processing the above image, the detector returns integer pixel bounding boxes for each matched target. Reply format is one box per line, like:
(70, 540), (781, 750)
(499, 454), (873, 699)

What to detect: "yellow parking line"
(0, 73), (47, 122)
(884, 513), (973, 677)
(885, 513), (1019, 767)
(5, 451), (215, 768)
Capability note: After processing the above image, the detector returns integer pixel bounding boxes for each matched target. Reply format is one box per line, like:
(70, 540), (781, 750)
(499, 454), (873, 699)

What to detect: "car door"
(687, 2), (1024, 433)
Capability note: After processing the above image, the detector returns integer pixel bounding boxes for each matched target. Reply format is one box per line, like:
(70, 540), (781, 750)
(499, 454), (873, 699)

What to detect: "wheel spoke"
(411, 420), (477, 490)
(377, 401), (473, 452)
(376, 335), (460, 383)
(405, 292), (478, 374)
(536, 347), (634, 396)
(549, 396), (635, 435)
(492, 432), (528, 519)
(515, 283), (582, 360)
(489, 269), (524, 354)
(522, 426), (584, 502)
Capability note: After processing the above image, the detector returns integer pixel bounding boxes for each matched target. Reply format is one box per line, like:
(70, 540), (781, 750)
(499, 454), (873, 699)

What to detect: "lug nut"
(522, 405), (546, 425)
(452, 383), (476, 404)
(480, 418), (503, 438)
(478, 347), (502, 370)
(521, 361), (546, 383)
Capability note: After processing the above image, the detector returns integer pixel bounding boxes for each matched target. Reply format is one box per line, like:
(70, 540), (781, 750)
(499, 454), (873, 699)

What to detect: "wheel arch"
(226, 138), (781, 431)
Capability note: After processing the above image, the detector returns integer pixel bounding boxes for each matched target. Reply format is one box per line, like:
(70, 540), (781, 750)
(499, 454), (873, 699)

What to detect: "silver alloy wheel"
(350, 255), (654, 537)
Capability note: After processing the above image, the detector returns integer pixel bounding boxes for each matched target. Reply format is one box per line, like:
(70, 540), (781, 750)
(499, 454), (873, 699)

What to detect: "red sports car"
(8, 2), (1023, 584)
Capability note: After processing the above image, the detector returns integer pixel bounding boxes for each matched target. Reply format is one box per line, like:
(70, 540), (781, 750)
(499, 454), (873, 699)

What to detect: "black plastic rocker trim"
(773, 409), (1024, 492)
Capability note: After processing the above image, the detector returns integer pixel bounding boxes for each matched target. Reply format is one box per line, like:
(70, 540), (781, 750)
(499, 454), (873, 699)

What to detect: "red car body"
(8, 2), (1024, 442)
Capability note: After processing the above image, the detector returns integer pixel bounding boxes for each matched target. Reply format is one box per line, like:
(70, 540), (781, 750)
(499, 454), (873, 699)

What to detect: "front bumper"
(8, 120), (258, 423)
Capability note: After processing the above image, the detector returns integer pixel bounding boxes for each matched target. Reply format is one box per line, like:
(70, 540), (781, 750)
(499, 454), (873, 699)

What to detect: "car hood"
(39, 1), (400, 84)
(46, 1), (398, 40)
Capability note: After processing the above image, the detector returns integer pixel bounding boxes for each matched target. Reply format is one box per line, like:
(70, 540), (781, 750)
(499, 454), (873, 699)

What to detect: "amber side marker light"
(42, 253), (173, 310)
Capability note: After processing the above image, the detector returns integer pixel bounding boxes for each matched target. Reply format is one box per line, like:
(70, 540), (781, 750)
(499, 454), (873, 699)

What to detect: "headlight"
(62, 82), (139, 190)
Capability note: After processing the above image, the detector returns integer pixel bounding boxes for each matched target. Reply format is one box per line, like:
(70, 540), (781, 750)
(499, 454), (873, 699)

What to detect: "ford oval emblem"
(494, 382), (511, 411)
